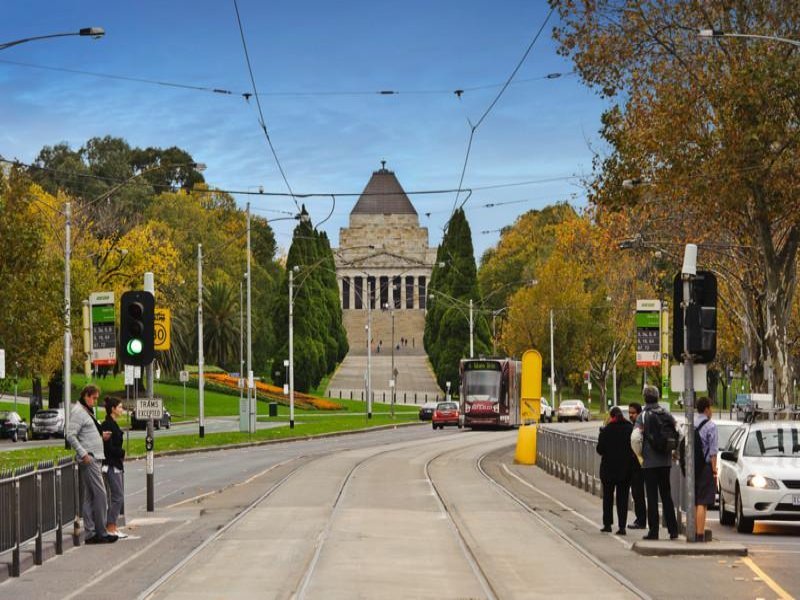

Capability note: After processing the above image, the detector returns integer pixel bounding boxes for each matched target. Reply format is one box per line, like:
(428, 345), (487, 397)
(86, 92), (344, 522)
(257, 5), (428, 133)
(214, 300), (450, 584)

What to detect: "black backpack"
(645, 409), (679, 453)
(679, 418), (710, 476)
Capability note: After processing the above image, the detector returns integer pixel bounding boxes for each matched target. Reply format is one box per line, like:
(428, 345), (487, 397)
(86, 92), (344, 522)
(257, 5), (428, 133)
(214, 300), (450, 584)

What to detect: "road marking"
(741, 556), (795, 600)
(61, 520), (191, 600)
(501, 463), (628, 547)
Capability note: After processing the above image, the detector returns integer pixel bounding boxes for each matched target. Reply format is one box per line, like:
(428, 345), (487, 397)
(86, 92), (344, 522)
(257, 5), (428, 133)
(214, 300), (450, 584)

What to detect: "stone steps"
(343, 309), (426, 356)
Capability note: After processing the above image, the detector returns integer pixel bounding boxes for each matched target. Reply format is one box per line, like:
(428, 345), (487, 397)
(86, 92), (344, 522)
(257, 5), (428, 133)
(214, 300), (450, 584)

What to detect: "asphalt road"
(1, 421), (797, 598)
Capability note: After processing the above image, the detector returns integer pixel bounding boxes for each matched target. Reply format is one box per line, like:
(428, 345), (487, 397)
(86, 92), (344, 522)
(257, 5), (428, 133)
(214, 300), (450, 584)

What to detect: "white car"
(557, 399), (590, 422)
(540, 398), (553, 423)
(718, 420), (800, 533)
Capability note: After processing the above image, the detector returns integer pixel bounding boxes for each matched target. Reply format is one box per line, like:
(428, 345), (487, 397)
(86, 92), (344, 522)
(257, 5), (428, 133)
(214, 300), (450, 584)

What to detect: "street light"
(698, 28), (800, 48)
(382, 303), (396, 418)
(0, 27), (105, 51)
(428, 291), (474, 358)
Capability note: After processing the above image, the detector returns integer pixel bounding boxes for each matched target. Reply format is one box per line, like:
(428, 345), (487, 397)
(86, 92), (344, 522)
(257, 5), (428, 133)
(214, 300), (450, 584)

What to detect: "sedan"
(418, 401), (439, 421)
(432, 402), (461, 430)
(31, 408), (65, 439)
(718, 421), (800, 533)
(540, 398), (554, 423)
(0, 411), (29, 442)
(557, 400), (590, 422)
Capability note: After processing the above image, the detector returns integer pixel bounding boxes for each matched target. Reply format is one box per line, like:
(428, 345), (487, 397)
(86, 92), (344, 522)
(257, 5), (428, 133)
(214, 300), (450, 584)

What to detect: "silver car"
(557, 399), (590, 422)
(31, 409), (65, 439)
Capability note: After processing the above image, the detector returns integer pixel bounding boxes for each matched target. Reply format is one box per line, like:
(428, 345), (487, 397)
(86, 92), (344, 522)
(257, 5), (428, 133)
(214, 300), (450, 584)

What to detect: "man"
(693, 396), (718, 541)
(631, 385), (679, 540)
(596, 406), (634, 535)
(627, 402), (646, 530)
(66, 384), (118, 544)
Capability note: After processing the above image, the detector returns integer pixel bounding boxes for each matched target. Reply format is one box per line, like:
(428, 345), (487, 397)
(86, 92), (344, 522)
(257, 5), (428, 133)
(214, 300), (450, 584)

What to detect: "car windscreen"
(743, 427), (800, 457)
(561, 402), (579, 407)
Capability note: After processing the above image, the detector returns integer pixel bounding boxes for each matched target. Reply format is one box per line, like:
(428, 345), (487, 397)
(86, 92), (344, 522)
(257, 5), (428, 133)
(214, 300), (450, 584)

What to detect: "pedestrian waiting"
(627, 402), (647, 530)
(690, 396), (718, 541)
(596, 406), (634, 535)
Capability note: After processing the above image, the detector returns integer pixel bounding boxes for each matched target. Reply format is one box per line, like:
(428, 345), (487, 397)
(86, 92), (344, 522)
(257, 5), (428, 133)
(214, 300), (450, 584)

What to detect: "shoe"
(615, 529), (626, 536)
(97, 534), (118, 543)
(628, 522), (645, 530)
(84, 535), (99, 545)
(669, 532), (679, 540)
(115, 531), (129, 539)
(600, 526), (612, 533)
(642, 533), (659, 540)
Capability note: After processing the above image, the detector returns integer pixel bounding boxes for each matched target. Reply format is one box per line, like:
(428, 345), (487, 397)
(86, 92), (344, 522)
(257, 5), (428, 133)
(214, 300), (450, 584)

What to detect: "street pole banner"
(90, 292), (116, 366)
(154, 308), (171, 351)
(636, 299), (661, 367)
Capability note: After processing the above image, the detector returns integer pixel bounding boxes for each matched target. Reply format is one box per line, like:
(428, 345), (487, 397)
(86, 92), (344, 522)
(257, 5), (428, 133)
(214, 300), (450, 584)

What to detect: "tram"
(459, 358), (521, 429)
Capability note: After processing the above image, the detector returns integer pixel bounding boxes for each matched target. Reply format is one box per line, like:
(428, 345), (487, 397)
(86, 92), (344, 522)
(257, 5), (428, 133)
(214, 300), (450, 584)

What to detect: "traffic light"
(672, 270), (717, 363)
(120, 291), (155, 366)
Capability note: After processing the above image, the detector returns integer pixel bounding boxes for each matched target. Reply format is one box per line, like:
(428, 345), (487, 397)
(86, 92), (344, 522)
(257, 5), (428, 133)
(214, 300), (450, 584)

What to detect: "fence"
(536, 426), (688, 528)
(325, 388), (442, 405)
(0, 456), (80, 577)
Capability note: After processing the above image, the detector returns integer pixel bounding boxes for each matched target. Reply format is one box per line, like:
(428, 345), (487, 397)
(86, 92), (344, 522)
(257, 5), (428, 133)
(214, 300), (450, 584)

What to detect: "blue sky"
(1, 1), (608, 259)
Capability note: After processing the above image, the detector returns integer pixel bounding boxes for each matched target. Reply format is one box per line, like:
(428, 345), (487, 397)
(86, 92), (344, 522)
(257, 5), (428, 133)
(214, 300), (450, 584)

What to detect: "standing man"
(631, 385), (679, 540)
(66, 384), (118, 544)
(627, 402), (647, 530)
(693, 396), (718, 541)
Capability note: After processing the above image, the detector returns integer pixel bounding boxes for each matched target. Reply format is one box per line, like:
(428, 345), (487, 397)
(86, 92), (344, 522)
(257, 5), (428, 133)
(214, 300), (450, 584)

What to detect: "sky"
(1, 1), (609, 260)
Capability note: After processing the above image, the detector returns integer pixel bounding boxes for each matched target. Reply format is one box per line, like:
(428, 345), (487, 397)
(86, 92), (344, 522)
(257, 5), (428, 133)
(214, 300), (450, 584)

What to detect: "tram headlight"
(492, 402), (499, 412)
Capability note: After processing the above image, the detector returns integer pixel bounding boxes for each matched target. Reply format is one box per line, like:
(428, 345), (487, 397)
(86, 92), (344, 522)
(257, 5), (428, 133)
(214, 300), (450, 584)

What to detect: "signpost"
(154, 308), (171, 351)
(135, 398), (164, 420)
(179, 370), (189, 417)
(89, 292), (116, 367)
(636, 300), (662, 368)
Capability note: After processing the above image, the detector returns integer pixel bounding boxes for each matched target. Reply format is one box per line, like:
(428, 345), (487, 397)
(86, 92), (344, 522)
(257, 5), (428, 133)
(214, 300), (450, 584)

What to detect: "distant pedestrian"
(596, 406), (634, 535)
(631, 385), (679, 540)
(66, 385), (118, 544)
(102, 397), (128, 539)
(692, 396), (718, 541)
(627, 402), (647, 530)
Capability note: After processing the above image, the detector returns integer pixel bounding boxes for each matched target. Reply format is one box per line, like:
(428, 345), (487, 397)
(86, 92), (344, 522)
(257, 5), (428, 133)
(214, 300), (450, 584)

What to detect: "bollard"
(514, 425), (537, 465)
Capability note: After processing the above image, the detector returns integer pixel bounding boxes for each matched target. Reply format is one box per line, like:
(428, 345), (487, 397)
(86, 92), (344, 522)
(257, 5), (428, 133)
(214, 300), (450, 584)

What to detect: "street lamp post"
(698, 28), (800, 48)
(289, 267), (296, 429)
(0, 28), (104, 51)
(550, 309), (556, 410)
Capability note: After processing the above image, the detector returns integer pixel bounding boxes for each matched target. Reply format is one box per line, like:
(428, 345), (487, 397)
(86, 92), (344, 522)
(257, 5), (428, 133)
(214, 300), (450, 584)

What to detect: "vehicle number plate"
(793, 495), (800, 507)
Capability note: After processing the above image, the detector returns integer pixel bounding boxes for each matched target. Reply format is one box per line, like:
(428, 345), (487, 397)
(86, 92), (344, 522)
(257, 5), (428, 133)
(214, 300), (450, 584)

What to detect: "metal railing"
(325, 388), (442, 405)
(536, 426), (688, 527)
(0, 456), (80, 577)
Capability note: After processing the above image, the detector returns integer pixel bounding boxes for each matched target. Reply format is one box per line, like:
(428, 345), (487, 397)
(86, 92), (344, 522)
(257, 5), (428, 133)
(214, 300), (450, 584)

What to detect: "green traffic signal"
(127, 338), (143, 355)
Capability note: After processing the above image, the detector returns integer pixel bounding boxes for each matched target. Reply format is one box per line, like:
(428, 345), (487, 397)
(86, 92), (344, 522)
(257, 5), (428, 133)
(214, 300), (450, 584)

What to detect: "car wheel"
(11, 431), (18, 443)
(21, 430), (27, 442)
(735, 487), (754, 534)
(719, 488), (735, 526)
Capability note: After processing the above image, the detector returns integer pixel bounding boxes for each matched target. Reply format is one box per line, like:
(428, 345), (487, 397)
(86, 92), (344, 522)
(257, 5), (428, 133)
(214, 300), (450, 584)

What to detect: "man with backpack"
(689, 396), (718, 541)
(630, 385), (679, 540)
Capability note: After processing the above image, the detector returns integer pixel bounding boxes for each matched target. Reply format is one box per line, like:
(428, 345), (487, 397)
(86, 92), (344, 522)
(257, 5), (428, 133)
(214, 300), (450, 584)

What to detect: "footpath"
(487, 445), (792, 600)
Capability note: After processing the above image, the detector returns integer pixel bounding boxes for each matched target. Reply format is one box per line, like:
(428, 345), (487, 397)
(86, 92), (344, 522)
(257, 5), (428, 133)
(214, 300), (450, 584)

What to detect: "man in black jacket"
(627, 402), (647, 529)
(596, 406), (634, 535)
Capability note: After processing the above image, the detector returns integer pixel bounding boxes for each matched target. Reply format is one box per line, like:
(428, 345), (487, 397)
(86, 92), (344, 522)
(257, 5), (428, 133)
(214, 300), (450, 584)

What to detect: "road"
(1, 422), (797, 599)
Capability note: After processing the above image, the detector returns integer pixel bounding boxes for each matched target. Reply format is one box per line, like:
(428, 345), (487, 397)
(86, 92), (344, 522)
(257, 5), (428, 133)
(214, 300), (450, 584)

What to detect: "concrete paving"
(326, 354), (442, 403)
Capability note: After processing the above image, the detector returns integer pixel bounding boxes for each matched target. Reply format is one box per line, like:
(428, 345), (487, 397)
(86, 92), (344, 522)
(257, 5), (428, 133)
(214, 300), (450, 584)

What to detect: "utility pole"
(63, 201), (72, 449)
(289, 268), (295, 429)
(198, 244), (205, 438)
(144, 272), (155, 512)
(246, 203), (254, 433)
(239, 280), (244, 411)
(469, 298), (474, 358)
(682, 244), (697, 542)
(366, 279), (372, 419)
(390, 309), (395, 418)
(550, 309), (556, 409)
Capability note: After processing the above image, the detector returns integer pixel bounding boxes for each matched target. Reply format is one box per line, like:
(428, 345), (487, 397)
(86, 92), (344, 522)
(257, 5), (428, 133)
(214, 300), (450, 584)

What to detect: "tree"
(425, 209), (490, 391)
(552, 0), (800, 406)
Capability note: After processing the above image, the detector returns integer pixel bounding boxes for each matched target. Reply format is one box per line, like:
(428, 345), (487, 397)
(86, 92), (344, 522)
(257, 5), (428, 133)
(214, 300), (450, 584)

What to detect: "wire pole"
(246, 203), (254, 433)
(144, 273), (155, 512)
(198, 244), (205, 438)
(683, 270), (697, 542)
(469, 299), (474, 358)
(289, 268), (295, 429)
(367, 280), (372, 419)
(63, 201), (71, 449)
(550, 309), (556, 409)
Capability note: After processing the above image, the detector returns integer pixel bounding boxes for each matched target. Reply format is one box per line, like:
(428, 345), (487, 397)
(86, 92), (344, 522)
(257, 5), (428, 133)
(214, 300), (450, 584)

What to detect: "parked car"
(418, 401), (439, 421)
(540, 398), (553, 423)
(557, 400), (590, 423)
(31, 408), (65, 439)
(0, 411), (29, 442)
(432, 402), (461, 430)
(131, 409), (172, 430)
(718, 420), (800, 533)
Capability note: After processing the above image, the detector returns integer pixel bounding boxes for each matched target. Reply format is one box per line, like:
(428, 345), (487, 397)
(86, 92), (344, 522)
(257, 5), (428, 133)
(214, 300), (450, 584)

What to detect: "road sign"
(0, 349), (5, 379)
(670, 364), (708, 392)
(136, 398), (164, 420)
(636, 299), (662, 367)
(90, 292), (116, 366)
(154, 308), (171, 351)
(124, 365), (134, 385)
(179, 370), (189, 383)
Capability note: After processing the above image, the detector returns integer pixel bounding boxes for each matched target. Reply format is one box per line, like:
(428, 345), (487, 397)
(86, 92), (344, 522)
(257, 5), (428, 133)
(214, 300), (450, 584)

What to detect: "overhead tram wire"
(231, 0), (299, 212)
(0, 57), (572, 99)
(451, 5), (556, 215)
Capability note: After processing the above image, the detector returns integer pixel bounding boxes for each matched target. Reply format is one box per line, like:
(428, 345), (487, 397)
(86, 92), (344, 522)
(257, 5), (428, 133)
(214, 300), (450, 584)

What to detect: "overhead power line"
(452, 6), (556, 214)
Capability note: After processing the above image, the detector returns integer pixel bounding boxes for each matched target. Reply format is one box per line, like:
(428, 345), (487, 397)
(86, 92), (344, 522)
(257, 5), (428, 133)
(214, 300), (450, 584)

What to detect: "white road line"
(501, 464), (629, 547)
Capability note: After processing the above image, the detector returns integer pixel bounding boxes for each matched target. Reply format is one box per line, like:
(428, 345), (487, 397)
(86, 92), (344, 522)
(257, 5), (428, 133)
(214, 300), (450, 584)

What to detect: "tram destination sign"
(463, 360), (501, 371)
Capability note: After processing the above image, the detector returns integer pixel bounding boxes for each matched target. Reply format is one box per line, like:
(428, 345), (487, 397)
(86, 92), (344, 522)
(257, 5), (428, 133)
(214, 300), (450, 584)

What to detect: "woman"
(596, 406), (634, 535)
(102, 397), (128, 539)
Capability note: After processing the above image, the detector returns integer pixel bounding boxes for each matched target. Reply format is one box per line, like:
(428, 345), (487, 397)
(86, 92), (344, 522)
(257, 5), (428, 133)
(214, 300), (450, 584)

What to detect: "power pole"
(682, 244), (697, 542)
(198, 244), (205, 438)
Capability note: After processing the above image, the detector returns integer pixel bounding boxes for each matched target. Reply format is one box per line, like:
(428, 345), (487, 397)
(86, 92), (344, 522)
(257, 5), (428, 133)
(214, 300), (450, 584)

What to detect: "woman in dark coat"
(102, 397), (127, 539)
(596, 406), (634, 535)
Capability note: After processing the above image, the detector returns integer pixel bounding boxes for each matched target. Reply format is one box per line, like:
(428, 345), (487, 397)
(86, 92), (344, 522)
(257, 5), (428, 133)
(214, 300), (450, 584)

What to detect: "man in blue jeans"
(631, 386), (678, 540)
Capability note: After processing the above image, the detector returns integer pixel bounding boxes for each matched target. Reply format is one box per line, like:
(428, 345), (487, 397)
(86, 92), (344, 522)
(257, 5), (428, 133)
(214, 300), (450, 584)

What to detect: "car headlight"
(747, 474), (779, 489)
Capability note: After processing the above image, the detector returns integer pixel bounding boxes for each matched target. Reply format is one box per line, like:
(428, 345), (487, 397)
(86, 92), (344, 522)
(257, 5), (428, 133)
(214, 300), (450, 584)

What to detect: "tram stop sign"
(520, 349), (543, 424)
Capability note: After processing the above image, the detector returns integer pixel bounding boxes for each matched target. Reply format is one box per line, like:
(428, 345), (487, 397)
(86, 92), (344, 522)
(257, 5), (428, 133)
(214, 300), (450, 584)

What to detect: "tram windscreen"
(463, 369), (501, 401)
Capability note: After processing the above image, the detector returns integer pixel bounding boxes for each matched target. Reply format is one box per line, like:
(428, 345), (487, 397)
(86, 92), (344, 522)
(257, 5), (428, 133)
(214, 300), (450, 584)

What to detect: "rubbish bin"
(268, 402), (278, 417)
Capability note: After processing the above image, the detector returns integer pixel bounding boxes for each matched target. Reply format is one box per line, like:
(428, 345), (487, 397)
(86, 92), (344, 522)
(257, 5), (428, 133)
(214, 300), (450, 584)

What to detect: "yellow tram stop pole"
(515, 349), (543, 465)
